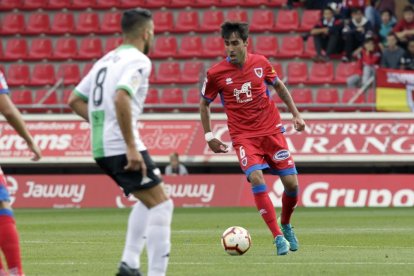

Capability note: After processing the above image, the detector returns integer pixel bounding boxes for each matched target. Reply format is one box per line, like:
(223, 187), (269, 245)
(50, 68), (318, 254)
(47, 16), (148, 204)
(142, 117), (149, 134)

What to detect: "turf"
(7, 207), (414, 275)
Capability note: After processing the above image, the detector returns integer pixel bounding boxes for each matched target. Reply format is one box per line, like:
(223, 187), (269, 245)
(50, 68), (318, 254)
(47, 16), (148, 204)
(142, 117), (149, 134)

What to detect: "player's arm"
(273, 79), (306, 132)
(68, 92), (89, 121)
(0, 94), (41, 161)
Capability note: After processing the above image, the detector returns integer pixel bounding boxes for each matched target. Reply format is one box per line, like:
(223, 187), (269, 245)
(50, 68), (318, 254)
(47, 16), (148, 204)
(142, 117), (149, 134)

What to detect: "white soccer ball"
(221, 226), (252, 255)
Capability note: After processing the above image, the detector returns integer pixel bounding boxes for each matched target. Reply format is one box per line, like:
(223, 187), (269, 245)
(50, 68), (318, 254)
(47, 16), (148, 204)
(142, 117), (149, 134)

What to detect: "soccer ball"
(221, 226), (252, 255)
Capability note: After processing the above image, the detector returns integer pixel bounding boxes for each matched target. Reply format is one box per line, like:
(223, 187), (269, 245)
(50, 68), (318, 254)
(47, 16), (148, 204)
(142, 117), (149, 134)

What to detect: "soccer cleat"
(280, 223), (299, 252)
(116, 262), (142, 276)
(274, 235), (290, 256)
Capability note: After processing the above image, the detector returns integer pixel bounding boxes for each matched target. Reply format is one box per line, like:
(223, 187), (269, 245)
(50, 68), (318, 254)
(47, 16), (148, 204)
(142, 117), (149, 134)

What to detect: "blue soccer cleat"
(274, 235), (290, 255)
(280, 223), (299, 251)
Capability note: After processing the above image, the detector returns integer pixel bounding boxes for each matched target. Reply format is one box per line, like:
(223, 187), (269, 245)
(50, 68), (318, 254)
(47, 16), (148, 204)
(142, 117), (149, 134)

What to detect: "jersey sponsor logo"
(273, 150), (290, 161)
(226, 77), (233, 85)
(254, 68), (263, 78)
(233, 82), (252, 103)
(241, 157), (248, 167)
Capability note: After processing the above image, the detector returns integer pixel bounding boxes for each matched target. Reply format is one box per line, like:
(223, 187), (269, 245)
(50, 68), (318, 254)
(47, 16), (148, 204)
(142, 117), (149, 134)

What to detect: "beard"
(143, 42), (150, 55)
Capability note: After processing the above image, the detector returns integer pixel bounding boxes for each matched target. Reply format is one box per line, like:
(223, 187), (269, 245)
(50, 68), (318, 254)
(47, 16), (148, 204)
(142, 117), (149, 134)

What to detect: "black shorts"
(95, 151), (162, 196)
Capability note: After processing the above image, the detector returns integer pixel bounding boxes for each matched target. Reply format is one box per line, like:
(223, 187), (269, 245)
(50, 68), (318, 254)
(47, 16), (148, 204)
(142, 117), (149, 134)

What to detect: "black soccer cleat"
(115, 262), (142, 276)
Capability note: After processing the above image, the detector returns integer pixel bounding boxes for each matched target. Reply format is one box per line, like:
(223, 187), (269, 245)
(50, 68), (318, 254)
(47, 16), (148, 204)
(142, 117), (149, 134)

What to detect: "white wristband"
(205, 132), (215, 142)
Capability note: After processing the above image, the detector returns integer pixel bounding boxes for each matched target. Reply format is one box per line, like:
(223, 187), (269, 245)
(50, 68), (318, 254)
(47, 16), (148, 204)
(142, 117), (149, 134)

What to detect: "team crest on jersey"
(233, 82), (252, 103)
(226, 77), (233, 85)
(254, 68), (263, 78)
(273, 150), (290, 161)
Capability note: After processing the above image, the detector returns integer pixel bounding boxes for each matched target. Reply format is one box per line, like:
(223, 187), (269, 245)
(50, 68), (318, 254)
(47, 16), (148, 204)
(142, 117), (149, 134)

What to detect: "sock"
(252, 184), (282, 238)
(121, 201), (150, 269)
(0, 210), (24, 276)
(281, 188), (298, 225)
(146, 199), (173, 276)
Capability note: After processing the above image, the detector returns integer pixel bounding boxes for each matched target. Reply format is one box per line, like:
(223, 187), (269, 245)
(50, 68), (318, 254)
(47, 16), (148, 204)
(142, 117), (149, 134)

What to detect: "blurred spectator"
(393, 5), (414, 44)
(400, 39), (414, 70)
(378, 9), (397, 46)
(342, 8), (374, 62)
(381, 33), (406, 68)
(341, 0), (370, 19)
(311, 6), (344, 62)
(365, 0), (396, 29)
(303, 0), (339, 10)
(165, 152), (188, 176)
(347, 37), (381, 87)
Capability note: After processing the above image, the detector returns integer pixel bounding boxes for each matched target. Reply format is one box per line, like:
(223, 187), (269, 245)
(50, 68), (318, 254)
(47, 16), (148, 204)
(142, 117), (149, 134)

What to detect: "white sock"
(147, 199), (174, 276)
(121, 201), (149, 269)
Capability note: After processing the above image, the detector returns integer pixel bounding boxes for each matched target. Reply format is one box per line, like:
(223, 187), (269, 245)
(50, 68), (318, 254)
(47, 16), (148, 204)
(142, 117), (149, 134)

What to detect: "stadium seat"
(174, 11), (199, 33)
(181, 61), (204, 84)
(27, 38), (53, 61)
(193, 0), (219, 7)
(244, 0), (268, 6)
(278, 36), (303, 58)
(74, 12), (100, 34)
(1, 14), (25, 35)
(49, 12), (75, 35)
(275, 10), (299, 32)
(203, 36), (225, 58)
(299, 10), (321, 32)
(0, 0), (22, 10)
(315, 88), (339, 111)
(82, 63), (94, 77)
(186, 88), (201, 104)
(153, 11), (174, 33)
(247, 37), (254, 53)
(271, 62), (284, 80)
(57, 64), (81, 85)
(6, 64), (30, 86)
(119, 0), (147, 8)
(199, 10), (224, 33)
(291, 88), (313, 111)
(71, 0), (96, 10)
(217, 0), (240, 7)
(156, 62), (181, 84)
(267, 0), (288, 7)
(31, 64), (56, 86)
(52, 38), (78, 60)
(77, 38), (102, 60)
(11, 90), (33, 105)
(145, 88), (160, 104)
(160, 88), (184, 104)
(338, 88), (366, 111)
(21, 0), (47, 10)
(287, 62), (308, 84)
(170, 0), (193, 8)
(144, 0), (171, 8)
(46, 0), (72, 10)
(104, 37), (123, 53)
(25, 13), (50, 35)
(302, 37), (316, 58)
(307, 62), (334, 84)
(33, 90), (59, 109)
(4, 39), (27, 61)
(227, 10), (248, 22)
(177, 36), (203, 58)
(62, 89), (73, 105)
(94, 0), (120, 9)
(149, 66), (157, 84)
(150, 36), (177, 59)
(100, 12), (121, 34)
(334, 62), (359, 84)
(250, 10), (274, 32)
(254, 36), (278, 57)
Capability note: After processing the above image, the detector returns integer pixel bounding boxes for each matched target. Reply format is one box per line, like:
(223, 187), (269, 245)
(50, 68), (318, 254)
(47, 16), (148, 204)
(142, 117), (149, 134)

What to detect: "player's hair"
(220, 21), (249, 42)
(121, 8), (152, 35)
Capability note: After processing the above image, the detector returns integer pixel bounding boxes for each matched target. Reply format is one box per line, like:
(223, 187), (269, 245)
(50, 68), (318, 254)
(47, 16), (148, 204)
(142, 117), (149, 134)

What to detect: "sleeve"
(179, 164), (188, 175)
(73, 69), (93, 102)
(393, 21), (404, 33)
(201, 70), (219, 103)
(116, 60), (150, 97)
(0, 71), (9, 95)
(264, 58), (279, 85)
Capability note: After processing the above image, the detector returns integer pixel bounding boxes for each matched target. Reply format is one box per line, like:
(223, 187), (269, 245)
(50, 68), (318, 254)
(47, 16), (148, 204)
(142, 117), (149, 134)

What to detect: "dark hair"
(364, 37), (374, 44)
(387, 32), (398, 40)
(220, 21), (249, 42)
(380, 9), (393, 17)
(121, 8), (152, 34)
(351, 8), (363, 14)
(403, 5), (414, 13)
(323, 6), (334, 14)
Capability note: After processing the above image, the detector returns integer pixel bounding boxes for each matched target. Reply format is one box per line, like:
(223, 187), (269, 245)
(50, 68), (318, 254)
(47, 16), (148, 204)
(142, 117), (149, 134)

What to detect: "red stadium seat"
(199, 10), (223, 33)
(77, 38), (102, 60)
(11, 90), (33, 105)
(307, 62), (334, 84)
(71, 0), (96, 10)
(287, 62), (308, 84)
(315, 88), (339, 111)
(338, 88), (369, 111)
(1, 14), (25, 35)
(299, 10), (321, 32)
(160, 88), (184, 104)
(4, 39), (27, 61)
(174, 11), (199, 33)
(25, 13), (50, 35)
(156, 62), (181, 84)
(275, 10), (299, 32)
(153, 11), (174, 33)
(250, 10), (275, 32)
(181, 61), (203, 84)
(21, 0), (48, 10)
(254, 36), (278, 58)
(302, 37), (316, 58)
(104, 37), (123, 53)
(31, 64), (56, 86)
(46, 0), (72, 10)
(62, 89), (73, 105)
(203, 36), (225, 58)
(119, 0), (146, 8)
(6, 65), (30, 86)
(82, 63), (94, 77)
(53, 38), (78, 60)
(186, 88), (201, 104)
(244, 0), (268, 6)
(268, 0), (287, 7)
(278, 36), (303, 58)
(0, 0), (22, 10)
(177, 36), (203, 58)
(334, 62), (359, 84)
(34, 89), (58, 105)
(271, 62), (284, 80)
(49, 12), (75, 35)
(144, 0), (171, 8)
(227, 10), (248, 22)
(95, 0), (120, 9)
(150, 37), (177, 59)
(291, 88), (313, 111)
(100, 12), (122, 34)
(145, 88), (160, 104)
(194, 0), (219, 8)
(27, 38), (53, 61)
(149, 66), (157, 84)
(247, 37), (254, 53)
(217, 0), (240, 7)
(74, 12), (100, 35)
(57, 64), (81, 85)
(170, 0), (193, 8)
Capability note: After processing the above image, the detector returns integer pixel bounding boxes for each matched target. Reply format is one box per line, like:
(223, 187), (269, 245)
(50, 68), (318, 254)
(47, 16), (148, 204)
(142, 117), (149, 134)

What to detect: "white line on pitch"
(169, 262), (414, 266)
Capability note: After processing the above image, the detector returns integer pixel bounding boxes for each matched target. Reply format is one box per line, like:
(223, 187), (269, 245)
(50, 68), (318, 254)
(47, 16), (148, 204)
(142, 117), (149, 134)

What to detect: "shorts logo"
(254, 68), (263, 78)
(273, 150), (290, 161)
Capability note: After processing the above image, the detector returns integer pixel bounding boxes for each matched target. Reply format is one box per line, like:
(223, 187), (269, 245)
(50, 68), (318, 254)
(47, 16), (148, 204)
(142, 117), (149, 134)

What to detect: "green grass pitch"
(7, 207), (414, 275)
